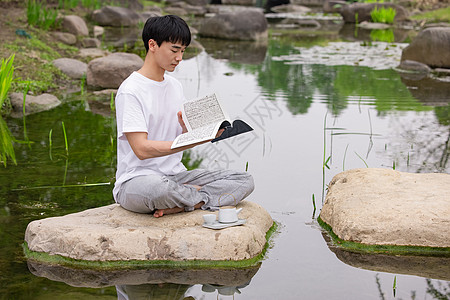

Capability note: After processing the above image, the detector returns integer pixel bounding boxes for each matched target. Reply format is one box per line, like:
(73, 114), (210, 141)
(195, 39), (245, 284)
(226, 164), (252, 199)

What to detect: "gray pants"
(116, 169), (254, 213)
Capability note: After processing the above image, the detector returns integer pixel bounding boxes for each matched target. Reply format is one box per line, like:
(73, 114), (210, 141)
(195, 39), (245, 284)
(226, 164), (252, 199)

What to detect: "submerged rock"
(320, 168), (450, 249)
(25, 201), (273, 263)
(10, 92), (61, 117)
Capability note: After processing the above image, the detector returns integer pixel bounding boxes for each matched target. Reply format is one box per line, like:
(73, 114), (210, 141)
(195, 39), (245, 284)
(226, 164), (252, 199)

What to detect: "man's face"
(152, 40), (186, 72)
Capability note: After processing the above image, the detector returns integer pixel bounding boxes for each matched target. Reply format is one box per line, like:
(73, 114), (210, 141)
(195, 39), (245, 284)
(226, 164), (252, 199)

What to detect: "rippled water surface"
(1, 25), (449, 299)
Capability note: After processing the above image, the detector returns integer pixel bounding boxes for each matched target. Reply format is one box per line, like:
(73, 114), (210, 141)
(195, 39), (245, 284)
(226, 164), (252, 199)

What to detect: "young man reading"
(113, 15), (254, 218)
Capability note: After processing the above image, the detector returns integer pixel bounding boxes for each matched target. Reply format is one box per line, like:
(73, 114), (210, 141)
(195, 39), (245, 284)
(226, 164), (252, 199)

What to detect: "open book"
(171, 93), (253, 149)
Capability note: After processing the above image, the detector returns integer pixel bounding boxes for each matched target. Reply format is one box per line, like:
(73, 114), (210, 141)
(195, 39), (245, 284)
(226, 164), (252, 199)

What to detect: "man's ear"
(148, 39), (158, 52)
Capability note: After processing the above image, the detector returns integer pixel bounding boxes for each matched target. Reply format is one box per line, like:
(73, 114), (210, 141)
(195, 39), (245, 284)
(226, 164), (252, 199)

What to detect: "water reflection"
(27, 260), (259, 299)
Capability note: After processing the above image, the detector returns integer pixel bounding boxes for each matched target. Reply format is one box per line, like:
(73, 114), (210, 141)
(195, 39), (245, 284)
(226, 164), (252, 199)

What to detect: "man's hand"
(177, 111), (188, 133)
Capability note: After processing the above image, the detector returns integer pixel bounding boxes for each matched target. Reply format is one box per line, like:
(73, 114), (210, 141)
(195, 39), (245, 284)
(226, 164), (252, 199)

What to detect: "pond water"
(1, 23), (449, 299)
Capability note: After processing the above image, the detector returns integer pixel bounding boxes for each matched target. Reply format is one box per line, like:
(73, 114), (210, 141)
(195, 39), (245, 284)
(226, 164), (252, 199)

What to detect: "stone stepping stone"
(320, 168), (450, 250)
(25, 201), (274, 266)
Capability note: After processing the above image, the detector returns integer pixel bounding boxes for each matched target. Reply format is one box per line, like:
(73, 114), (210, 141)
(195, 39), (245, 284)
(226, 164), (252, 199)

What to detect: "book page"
(183, 93), (227, 131)
(171, 123), (219, 149)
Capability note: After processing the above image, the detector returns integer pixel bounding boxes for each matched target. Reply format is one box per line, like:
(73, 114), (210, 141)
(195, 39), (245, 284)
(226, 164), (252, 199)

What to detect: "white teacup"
(203, 214), (216, 224)
(218, 206), (242, 223)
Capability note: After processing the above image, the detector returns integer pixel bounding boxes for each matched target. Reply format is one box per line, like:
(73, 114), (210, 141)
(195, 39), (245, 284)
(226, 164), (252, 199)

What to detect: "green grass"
(5, 34), (68, 94)
(27, 0), (59, 30)
(410, 7), (450, 23)
(370, 6), (396, 24)
(318, 216), (450, 257)
(23, 221), (278, 269)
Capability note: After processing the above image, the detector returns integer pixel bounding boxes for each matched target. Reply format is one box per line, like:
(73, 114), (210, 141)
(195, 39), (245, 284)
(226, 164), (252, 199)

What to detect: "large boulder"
(401, 27), (450, 69)
(91, 6), (141, 27)
(86, 52), (143, 89)
(320, 168), (450, 248)
(339, 3), (408, 23)
(10, 93), (61, 117)
(199, 8), (268, 41)
(62, 15), (89, 36)
(24, 201), (273, 263)
(52, 58), (87, 79)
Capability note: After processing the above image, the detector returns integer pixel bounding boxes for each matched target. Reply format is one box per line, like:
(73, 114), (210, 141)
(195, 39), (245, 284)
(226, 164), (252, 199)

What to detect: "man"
(113, 15), (254, 217)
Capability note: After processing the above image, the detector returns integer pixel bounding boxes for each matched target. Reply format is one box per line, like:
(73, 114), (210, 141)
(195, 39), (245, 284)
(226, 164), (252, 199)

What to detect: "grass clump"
(370, 6), (397, 24)
(27, 0), (59, 31)
(410, 7), (450, 23)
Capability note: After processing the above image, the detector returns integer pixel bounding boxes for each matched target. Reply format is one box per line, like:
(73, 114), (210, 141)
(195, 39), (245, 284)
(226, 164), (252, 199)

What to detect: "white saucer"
(202, 219), (246, 230)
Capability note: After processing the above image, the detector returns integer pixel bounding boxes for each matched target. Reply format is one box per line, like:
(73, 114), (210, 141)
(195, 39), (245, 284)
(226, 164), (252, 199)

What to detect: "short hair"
(142, 15), (191, 52)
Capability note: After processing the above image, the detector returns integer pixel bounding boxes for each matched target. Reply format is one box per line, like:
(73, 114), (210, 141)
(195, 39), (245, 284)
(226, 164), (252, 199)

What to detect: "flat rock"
(25, 201), (273, 262)
(320, 168), (450, 248)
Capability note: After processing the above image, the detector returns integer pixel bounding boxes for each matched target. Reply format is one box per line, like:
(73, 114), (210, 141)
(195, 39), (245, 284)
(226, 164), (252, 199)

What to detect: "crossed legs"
(116, 169), (254, 217)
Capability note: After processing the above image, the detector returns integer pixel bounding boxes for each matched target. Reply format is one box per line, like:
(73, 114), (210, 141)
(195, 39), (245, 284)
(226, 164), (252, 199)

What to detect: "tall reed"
(0, 54), (15, 108)
(0, 117), (17, 166)
(0, 55), (16, 166)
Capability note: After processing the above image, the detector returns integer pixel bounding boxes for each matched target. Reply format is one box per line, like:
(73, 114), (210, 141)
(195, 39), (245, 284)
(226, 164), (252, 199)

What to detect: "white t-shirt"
(113, 71), (187, 201)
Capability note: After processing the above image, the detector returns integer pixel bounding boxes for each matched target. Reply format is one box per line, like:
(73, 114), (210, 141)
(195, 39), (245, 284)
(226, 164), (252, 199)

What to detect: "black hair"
(142, 15), (191, 52)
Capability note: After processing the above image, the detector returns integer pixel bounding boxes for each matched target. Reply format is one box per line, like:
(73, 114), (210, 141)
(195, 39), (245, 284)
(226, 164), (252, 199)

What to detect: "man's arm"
(125, 132), (206, 160)
(125, 111), (224, 160)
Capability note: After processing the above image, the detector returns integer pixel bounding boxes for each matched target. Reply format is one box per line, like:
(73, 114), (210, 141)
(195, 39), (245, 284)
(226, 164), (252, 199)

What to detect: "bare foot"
(153, 206), (184, 218)
(153, 201), (205, 218)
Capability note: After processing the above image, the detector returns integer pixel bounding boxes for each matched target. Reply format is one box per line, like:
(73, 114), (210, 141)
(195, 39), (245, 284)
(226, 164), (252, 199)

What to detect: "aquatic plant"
(61, 121), (69, 156)
(393, 275), (397, 297)
(0, 54), (14, 110)
(48, 128), (53, 160)
(0, 118), (17, 166)
(312, 194), (316, 219)
(0, 55), (17, 166)
(370, 6), (396, 24)
(110, 91), (115, 112)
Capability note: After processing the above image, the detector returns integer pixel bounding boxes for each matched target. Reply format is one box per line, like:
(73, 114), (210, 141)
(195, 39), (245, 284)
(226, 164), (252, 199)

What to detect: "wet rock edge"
(317, 217), (450, 257)
(22, 221), (278, 270)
